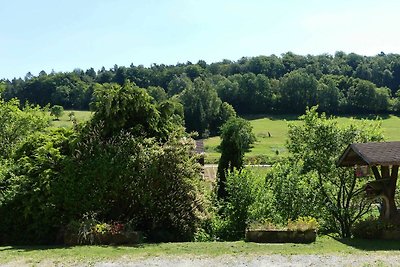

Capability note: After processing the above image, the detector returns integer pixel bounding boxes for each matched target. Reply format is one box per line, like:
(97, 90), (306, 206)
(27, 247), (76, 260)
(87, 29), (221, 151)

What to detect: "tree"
(317, 76), (344, 113)
(347, 79), (378, 113)
(278, 70), (318, 113)
(217, 117), (256, 199)
(179, 78), (222, 137)
(0, 98), (50, 158)
(50, 105), (64, 120)
(146, 86), (168, 102)
(286, 107), (383, 237)
(91, 81), (182, 140)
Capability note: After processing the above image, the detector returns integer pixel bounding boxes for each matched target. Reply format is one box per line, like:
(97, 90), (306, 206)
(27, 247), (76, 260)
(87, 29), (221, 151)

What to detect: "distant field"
(204, 114), (400, 164)
(47, 111), (399, 164)
(49, 110), (92, 128)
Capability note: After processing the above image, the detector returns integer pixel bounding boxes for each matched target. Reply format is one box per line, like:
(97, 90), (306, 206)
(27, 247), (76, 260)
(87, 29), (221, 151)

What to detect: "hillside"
(204, 114), (400, 164)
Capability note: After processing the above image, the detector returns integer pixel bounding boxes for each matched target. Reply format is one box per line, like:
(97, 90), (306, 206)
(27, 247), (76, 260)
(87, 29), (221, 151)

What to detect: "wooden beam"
(371, 166), (381, 180)
(381, 166), (390, 178)
(391, 165), (399, 180)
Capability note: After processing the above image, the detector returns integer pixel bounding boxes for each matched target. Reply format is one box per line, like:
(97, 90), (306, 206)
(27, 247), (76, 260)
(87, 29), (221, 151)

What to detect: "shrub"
(0, 128), (73, 244)
(61, 126), (205, 242)
(206, 169), (276, 241)
(266, 160), (324, 225)
(287, 216), (319, 232)
(352, 217), (398, 239)
(248, 216), (319, 232)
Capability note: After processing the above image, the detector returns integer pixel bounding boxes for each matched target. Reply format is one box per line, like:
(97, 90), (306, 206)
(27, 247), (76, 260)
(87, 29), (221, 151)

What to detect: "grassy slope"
(204, 114), (400, 163)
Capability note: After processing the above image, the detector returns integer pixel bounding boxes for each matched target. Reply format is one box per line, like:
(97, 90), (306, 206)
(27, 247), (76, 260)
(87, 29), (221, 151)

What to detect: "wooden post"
(375, 165), (399, 220)
(370, 165), (399, 220)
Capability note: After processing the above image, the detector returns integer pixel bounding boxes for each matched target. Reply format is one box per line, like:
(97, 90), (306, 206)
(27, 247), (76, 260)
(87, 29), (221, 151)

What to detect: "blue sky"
(1, 0), (400, 79)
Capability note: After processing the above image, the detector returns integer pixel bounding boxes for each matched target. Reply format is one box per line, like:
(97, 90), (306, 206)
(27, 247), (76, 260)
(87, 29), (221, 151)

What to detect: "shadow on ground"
(0, 243), (143, 252)
(336, 238), (400, 251)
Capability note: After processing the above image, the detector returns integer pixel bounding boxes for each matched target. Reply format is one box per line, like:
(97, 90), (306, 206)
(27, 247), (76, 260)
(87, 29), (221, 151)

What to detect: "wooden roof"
(337, 141), (400, 167)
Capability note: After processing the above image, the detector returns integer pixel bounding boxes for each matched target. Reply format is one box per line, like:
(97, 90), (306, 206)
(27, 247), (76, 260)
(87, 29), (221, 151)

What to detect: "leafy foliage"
(50, 105), (64, 120)
(265, 160), (323, 224)
(0, 128), (74, 243)
(61, 127), (204, 242)
(352, 217), (399, 239)
(286, 106), (383, 237)
(0, 98), (50, 158)
(217, 117), (255, 198)
(90, 81), (183, 140)
(206, 169), (275, 241)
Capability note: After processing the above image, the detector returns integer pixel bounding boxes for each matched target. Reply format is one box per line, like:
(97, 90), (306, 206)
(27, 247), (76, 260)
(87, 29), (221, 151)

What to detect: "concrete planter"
(64, 231), (142, 245)
(245, 229), (317, 243)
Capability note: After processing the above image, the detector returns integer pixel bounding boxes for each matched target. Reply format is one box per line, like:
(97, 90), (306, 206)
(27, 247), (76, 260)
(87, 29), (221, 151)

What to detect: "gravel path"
(95, 254), (400, 267)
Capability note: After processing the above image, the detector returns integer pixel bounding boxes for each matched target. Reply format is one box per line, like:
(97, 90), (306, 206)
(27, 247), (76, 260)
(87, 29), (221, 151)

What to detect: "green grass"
(204, 114), (400, 164)
(49, 110), (92, 128)
(1, 237), (400, 265)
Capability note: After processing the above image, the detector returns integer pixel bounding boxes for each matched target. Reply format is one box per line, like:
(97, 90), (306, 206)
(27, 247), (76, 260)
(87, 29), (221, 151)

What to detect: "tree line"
(2, 51), (400, 136)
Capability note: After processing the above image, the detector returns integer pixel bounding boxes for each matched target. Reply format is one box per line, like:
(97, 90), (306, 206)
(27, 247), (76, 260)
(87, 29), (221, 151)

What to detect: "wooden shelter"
(337, 141), (400, 220)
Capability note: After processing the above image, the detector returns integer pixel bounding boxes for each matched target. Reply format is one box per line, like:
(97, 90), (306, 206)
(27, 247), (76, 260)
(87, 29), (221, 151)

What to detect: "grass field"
(1, 236), (400, 265)
(47, 111), (399, 165)
(49, 110), (92, 128)
(204, 114), (400, 163)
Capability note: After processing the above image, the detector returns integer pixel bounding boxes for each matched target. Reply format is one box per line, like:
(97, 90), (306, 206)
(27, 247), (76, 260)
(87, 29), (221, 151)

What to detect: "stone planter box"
(64, 231), (142, 246)
(245, 229), (317, 243)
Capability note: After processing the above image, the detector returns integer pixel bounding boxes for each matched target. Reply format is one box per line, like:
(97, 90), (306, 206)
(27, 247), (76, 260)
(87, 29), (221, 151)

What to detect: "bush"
(352, 217), (399, 239)
(0, 128), (74, 244)
(265, 160), (325, 225)
(61, 126), (205, 242)
(205, 169), (275, 241)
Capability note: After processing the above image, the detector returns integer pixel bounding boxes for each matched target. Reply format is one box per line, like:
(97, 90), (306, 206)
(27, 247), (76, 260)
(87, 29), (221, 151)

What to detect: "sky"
(1, 0), (400, 80)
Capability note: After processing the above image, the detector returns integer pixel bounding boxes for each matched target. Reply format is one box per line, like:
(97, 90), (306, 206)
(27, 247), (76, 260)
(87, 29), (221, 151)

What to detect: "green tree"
(50, 105), (64, 120)
(286, 107), (383, 237)
(0, 98), (50, 158)
(146, 86), (168, 102)
(347, 79), (378, 113)
(278, 70), (318, 113)
(317, 76), (344, 113)
(91, 81), (182, 140)
(180, 78), (222, 137)
(217, 117), (256, 199)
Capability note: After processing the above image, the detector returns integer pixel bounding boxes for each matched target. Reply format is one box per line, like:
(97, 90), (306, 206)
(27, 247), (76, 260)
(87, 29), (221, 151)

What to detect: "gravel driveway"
(95, 254), (400, 267)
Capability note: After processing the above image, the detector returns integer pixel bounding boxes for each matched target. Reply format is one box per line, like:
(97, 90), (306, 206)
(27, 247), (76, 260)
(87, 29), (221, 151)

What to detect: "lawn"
(49, 110), (92, 128)
(204, 114), (400, 164)
(1, 236), (400, 266)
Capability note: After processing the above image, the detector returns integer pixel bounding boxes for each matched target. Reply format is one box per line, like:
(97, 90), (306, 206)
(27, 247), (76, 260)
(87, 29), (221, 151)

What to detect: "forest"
(2, 51), (400, 137)
(0, 52), (399, 245)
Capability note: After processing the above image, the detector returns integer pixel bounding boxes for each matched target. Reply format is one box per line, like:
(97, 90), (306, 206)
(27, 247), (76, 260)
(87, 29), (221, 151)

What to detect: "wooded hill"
(2, 51), (400, 136)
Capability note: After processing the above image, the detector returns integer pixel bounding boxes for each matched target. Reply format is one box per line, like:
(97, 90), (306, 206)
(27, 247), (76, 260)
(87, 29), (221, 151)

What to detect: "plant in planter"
(64, 213), (142, 245)
(246, 217), (318, 243)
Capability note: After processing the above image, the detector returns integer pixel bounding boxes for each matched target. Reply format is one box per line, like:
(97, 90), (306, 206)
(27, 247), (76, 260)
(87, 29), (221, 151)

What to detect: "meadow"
(204, 114), (400, 163)
(48, 111), (400, 164)
(49, 110), (92, 128)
